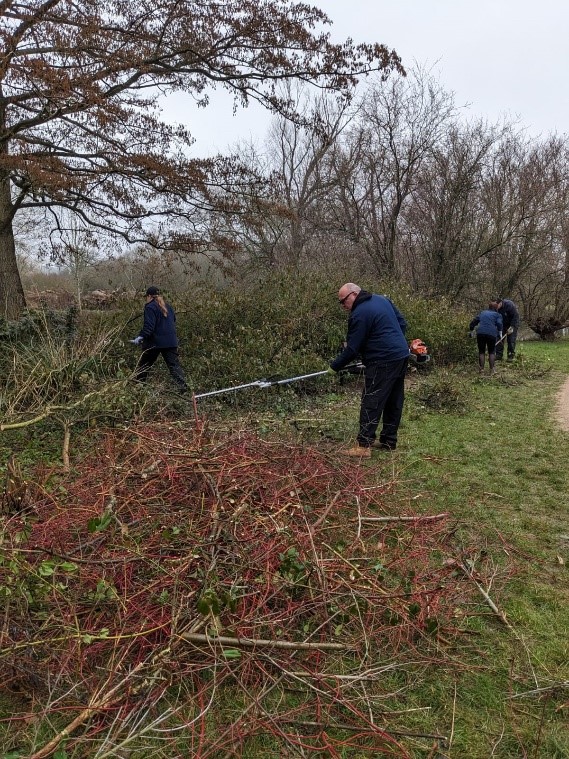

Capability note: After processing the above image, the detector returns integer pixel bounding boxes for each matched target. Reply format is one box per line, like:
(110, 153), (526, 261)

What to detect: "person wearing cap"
(491, 297), (520, 360)
(329, 283), (409, 458)
(131, 286), (188, 392)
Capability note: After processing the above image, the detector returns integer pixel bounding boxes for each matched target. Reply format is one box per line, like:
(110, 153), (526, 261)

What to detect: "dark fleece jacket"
(469, 309), (503, 337)
(331, 291), (409, 371)
(498, 299), (519, 328)
(138, 300), (179, 349)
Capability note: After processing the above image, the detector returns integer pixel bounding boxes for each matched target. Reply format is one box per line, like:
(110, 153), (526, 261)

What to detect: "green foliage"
(176, 270), (346, 395)
(197, 588), (222, 616)
(81, 628), (110, 645)
(381, 282), (472, 365)
(87, 508), (114, 533)
(197, 587), (238, 616)
(278, 546), (309, 585)
(0, 540), (78, 611)
(0, 305), (72, 337)
(175, 272), (468, 401)
(86, 580), (118, 606)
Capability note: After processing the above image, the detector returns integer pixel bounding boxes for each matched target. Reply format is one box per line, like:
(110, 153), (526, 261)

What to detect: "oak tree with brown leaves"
(0, 0), (401, 318)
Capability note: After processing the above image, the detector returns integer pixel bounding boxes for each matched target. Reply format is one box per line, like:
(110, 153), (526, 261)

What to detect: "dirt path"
(554, 375), (569, 431)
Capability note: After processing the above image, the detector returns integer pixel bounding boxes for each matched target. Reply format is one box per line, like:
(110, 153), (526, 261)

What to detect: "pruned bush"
(172, 273), (471, 398)
(379, 282), (472, 366)
(415, 371), (471, 413)
(174, 270), (347, 396)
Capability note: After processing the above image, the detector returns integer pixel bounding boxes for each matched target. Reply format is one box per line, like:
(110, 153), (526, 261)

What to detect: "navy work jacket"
(331, 291), (409, 371)
(470, 309), (503, 337)
(138, 300), (179, 349)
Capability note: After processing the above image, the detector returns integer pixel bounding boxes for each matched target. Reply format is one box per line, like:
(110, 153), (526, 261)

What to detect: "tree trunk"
(0, 172), (27, 320)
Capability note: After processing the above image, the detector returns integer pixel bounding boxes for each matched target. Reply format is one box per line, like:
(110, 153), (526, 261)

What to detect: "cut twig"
(181, 632), (350, 651)
(27, 661), (147, 759)
(359, 512), (449, 523)
(509, 681), (569, 698)
(459, 562), (514, 631)
(0, 382), (124, 431)
(276, 720), (447, 741)
(61, 420), (72, 472)
(309, 490), (341, 534)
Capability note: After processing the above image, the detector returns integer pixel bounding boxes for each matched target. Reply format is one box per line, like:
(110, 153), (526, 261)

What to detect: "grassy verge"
(280, 340), (569, 757)
(185, 340), (569, 756)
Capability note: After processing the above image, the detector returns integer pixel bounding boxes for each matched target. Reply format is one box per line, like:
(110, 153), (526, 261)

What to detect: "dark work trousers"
(476, 334), (497, 354)
(135, 347), (188, 391)
(357, 357), (408, 448)
(495, 324), (518, 359)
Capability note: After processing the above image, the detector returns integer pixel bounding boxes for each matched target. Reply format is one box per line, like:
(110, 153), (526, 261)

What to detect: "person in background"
(492, 296), (520, 360)
(329, 283), (409, 458)
(469, 301), (503, 375)
(131, 286), (188, 393)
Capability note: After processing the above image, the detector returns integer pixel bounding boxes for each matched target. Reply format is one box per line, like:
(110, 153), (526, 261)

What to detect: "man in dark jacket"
(330, 283), (409, 458)
(493, 297), (520, 360)
(131, 286), (188, 392)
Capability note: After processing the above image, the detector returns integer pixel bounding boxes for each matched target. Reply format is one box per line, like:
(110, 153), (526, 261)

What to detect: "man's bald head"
(338, 283), (361, 310)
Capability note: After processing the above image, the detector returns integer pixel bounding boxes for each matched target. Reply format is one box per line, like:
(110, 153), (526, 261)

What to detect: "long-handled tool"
(193, 364), (364, 401)
(495, 326), (514, 346)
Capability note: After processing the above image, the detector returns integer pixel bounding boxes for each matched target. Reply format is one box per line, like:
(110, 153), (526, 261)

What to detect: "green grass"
(236, 340), (569, 757)
(289, 340), (569, 757)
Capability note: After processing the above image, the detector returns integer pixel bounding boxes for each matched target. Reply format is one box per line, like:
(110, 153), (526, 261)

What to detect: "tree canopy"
(0, 0), (402, 318)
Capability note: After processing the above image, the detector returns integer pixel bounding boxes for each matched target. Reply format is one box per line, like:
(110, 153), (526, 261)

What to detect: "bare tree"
(0, 0), (402, 318)
(50, 213), (99, 310)
(403, 120), (505, 298)
(513, 137), (569, 336)
(213, 84), (365, 272)
(352, 67), (456, 277)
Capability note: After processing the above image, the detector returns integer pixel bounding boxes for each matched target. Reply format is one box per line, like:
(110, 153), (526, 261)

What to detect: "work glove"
(468, 330), (476, 338)
(327, 366), (336, 374)
(130, 336), (144, 346)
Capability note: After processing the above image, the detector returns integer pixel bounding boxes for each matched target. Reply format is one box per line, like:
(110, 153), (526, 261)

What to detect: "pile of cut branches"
(0, 423), (512, 758)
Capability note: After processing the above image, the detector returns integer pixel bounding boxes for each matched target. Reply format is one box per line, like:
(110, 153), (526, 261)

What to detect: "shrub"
(379, 283), (472, 366)
(415, 370), (471, 413)
(0, 306), (140, 434)
(175, 271), (347, 395)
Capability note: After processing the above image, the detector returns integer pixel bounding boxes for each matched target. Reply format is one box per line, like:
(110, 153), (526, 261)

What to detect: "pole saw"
(193, 364), (364, 401)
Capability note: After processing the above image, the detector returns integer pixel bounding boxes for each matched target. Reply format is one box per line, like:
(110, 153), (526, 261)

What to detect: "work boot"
(507, 353), (515, 361)
(371, 439), (396, 451)
(342, 445), (371, 459)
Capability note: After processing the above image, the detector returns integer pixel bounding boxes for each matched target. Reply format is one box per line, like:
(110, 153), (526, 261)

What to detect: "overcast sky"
(164, 0), (569, 153)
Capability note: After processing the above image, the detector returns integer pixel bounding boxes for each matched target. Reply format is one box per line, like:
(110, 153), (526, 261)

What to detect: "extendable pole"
(193, 365), (363, 401)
